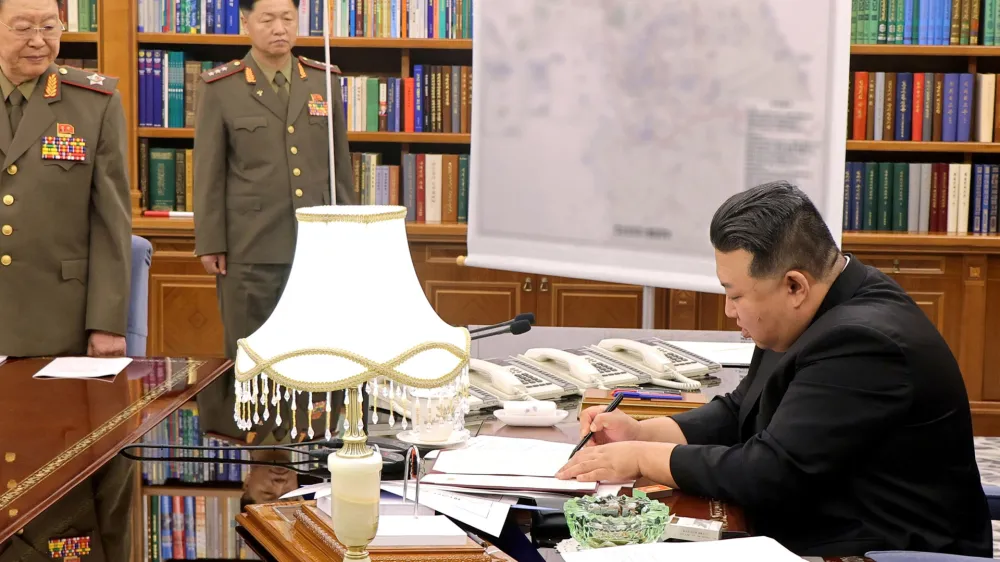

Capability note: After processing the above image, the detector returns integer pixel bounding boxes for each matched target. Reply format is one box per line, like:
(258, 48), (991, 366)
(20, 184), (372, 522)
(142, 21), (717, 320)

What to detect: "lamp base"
(344, 547), (372, 561)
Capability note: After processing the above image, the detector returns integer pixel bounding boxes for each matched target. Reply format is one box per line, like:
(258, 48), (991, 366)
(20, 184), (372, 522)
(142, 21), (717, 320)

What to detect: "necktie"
(273, 71), (289, 106)
(8, 89), (23, 135)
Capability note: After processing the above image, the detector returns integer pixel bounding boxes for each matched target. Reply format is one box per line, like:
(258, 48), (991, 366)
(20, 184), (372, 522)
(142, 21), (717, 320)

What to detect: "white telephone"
(516, 347), (636, 391)
(594, 338), (701, 391)
(468, 358), (565, 401)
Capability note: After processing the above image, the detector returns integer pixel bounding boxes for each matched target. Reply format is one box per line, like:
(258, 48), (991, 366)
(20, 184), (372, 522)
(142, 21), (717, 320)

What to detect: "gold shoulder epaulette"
(201, 60), (245, 83)
(297, 56), (341, 74)
(58, 66), (118, 95)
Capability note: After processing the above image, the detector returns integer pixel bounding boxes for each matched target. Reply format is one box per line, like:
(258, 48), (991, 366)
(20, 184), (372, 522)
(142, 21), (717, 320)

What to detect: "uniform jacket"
(669, 255), (992, 557)
(0, 65), (131, 357)
(193, 52), (357, 264)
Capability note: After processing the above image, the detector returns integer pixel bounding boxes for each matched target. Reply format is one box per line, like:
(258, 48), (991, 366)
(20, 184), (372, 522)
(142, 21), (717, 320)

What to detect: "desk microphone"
(470, 319), (532, 341)
(468, 313), (535, 334)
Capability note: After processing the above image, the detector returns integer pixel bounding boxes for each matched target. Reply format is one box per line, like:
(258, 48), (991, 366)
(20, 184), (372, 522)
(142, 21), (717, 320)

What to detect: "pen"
(568, 392), (625, 460)
(612, 390), (683, 401)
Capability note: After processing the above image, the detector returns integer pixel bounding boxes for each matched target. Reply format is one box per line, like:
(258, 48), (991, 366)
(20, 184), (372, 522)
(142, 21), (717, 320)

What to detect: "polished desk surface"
(0, 356), (232, 543)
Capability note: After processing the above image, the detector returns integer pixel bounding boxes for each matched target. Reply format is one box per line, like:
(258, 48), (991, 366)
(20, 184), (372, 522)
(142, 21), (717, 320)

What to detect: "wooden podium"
(0, 357), (231, 544)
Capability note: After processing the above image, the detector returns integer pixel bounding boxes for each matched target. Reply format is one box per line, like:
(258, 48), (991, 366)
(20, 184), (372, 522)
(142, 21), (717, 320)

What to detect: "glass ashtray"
(564, 494), (671, 549)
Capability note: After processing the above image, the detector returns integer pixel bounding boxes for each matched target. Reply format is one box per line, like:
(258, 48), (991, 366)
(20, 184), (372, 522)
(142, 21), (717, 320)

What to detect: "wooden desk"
(473, 418), (748, 536)
(0, 357), (232, 543)
(237, 413), (747, 561)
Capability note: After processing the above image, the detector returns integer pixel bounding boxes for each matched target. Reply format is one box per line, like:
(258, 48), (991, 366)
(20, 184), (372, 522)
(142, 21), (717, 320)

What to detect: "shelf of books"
(133, 0), (473, 226)
(843, 0), (1000, 245)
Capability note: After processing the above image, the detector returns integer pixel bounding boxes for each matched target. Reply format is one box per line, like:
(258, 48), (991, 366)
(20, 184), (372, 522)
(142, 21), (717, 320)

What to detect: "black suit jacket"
(669, 255), (992, 557)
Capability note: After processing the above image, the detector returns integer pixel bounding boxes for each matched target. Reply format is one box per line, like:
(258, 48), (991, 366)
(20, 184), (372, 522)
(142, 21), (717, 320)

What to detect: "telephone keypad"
(508, 366), (551, 388)
(582, 356), (628, 379)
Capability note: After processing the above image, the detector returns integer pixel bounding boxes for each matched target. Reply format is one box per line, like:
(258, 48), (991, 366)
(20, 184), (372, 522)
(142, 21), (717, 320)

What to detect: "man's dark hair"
(238, 0), (300, 12)
(709, 180), (839, 280)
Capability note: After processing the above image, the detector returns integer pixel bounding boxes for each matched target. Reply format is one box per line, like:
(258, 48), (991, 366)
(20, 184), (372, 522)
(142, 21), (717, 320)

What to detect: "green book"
(895, 0), (905, 43)
(878, 0), (889, 42)
(864, 162), (878, 230)
(148, 148), (177, 212)
(892, 162), (909, 231)
(852, 0), (860, 42)
(877, 162), (893, 230)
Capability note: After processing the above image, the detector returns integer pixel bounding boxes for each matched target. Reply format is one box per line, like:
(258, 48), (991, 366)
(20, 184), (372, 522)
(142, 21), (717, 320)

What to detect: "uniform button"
(287, 125), (295, 134)
(1, 225), (11, 236)
(2, 195), (12, 206)
(58, 68), (67, 75)
(290, 146), (298, 155)
(293, 168), (301, 177)
(0, 255), (10, 266)
(6, 165), (16, 175)
(4, 452), (13, 462)
(8, 509), (16, 517)
(5, 479), (14, 490)
(295, 189), (303, 197)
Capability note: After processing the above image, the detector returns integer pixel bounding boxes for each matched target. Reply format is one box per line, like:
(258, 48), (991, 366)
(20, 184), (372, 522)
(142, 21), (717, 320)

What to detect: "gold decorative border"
(296, 207), (406, 223)
(0, 359), (205, 510)
(234, 329), (471, 392)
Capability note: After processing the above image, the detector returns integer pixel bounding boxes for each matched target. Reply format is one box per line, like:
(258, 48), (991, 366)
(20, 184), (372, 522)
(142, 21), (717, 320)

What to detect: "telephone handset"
(519, 347), (606, 390)
(468, 358), (565, 401)
(469, 358), (528, 399)
(595, 338), (701, 391)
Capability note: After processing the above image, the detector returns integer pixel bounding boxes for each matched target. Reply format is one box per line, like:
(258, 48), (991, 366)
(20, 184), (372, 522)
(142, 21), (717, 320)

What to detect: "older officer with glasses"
(0, 0), (134, 559)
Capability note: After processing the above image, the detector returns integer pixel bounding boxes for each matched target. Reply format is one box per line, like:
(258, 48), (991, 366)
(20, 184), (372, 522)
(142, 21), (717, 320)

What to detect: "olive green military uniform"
(193, 52), (355, 442)
(0, 65), (131, 357)
(0, 67), (134, 561)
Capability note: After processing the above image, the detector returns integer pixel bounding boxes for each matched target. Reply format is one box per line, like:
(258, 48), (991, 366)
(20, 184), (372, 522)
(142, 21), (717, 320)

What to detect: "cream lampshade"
(234, 205), (471, 561)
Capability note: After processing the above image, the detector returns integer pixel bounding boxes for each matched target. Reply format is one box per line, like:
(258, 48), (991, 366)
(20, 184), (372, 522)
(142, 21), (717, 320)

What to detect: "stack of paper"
(32, 357), (133, 381)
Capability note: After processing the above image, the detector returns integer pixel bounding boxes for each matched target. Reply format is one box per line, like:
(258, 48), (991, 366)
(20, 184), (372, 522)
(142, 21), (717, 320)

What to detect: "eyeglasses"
(0, 20), (64, 40)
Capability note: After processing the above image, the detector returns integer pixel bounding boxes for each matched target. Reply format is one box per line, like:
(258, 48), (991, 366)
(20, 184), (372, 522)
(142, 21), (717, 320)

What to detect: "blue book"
(943, 73), (959, 141)
(387, 79), (396, 132)
(942, 0), (952, 44)
(918, 0), (930, 44)
(394, 77), (402, 132)
(844, 162), (852, 230)
(414, 64), (424, 132)
(957, 73), (973, 142)
(226, 0), (239, 34)
(896, 72), (913, 141)
(976, 164), (987, 233)
(214, 0), (224, 34)
(991, 165), (1000, 233)
(350, 0), (356, 37)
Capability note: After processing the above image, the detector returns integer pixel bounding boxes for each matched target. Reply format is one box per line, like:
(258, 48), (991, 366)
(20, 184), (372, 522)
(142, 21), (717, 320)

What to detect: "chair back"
(127, 235), (153, 357)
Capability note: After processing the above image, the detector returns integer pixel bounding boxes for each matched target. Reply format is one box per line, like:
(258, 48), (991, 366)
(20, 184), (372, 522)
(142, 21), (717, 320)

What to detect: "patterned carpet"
(974, 437), (1000, 558)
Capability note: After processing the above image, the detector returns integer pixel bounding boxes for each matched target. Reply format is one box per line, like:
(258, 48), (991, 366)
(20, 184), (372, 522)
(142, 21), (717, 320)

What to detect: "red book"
(853, 72), (868, 140)
(415, 153), (426, 223)
(912, 72), (925, 141)
(404, 77), (415, 133)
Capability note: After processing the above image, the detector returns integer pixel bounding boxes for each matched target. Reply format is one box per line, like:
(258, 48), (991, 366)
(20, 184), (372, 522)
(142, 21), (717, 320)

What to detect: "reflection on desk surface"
(0, 356), (231, 543)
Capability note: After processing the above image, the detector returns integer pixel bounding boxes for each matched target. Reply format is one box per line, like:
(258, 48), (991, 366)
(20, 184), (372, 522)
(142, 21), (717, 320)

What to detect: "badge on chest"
(42, 123), (86, 162)
(308, 94), (328, 117)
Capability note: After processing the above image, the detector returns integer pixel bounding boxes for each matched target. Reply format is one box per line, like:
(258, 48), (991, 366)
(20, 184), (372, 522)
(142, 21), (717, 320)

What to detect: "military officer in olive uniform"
(193, 0), (355, 443)
(0, 0), (134, 560)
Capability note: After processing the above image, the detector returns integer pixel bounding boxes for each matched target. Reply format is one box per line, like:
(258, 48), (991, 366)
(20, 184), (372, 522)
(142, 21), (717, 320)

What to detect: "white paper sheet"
(666, 341), (756, 366)
(0, 356), (6, 367)
(561, 536), (802, 562)
(431, 435), (576, 477)
(422, 473), (598, 493)
(381, 481), (511, 536)
(32, 357), (133, 380)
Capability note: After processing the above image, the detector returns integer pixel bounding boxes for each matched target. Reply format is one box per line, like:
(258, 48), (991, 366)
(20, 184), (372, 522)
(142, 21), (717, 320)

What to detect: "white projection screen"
(465, 0), (851, 295)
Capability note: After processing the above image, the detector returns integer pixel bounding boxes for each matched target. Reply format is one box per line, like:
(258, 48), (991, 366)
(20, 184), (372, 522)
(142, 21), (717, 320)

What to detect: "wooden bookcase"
(54, 1), (1000, 560)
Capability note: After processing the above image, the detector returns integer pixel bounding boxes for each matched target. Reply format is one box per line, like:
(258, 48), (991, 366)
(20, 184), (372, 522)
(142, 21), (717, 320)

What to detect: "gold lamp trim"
(295, 207), (407, 224)
(234, 328), (471, 393)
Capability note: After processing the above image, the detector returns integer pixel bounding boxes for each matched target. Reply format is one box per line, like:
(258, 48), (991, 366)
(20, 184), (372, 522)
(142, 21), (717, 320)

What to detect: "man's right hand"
(200, 253), (227, 275)
(579, 406), (641, 447)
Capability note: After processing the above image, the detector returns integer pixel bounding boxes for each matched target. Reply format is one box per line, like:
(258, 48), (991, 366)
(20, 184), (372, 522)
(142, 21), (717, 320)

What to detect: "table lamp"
(234, 205), (471, 561)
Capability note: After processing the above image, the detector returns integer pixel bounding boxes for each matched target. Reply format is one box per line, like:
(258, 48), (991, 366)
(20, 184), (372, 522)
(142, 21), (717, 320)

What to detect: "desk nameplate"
(0, 357), (232, 543)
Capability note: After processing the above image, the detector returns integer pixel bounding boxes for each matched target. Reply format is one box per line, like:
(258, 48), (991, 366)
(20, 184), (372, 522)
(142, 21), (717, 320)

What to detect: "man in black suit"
(557, 181), (992, 557)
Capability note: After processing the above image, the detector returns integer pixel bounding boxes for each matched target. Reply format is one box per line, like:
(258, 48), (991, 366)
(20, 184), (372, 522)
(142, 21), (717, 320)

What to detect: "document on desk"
(432, 435), (576, 477)
(32, 357), (133, 381)
(0, 356), (6, 367)
(381, 481), (513, 536)
(422, 473), (599, 493)
(561, 536), (801, 561)
(666, 340), (756, 367)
